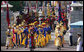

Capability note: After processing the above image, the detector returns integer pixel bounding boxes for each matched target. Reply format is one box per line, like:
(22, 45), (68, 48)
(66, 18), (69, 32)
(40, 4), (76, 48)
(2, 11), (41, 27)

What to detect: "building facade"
(70, 1), (83, 45)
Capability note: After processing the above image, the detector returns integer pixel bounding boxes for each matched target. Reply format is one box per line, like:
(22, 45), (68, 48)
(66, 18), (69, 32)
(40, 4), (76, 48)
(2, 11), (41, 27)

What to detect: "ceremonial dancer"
(6, 26), (12, 49)
(23, 26), (29, 48)
(55, 25), (62, 50)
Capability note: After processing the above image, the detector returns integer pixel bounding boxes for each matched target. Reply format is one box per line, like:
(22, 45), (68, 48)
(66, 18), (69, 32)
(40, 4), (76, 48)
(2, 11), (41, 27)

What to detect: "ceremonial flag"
(6, 3), (10, 26)
(58, 1), (62, 23)
(27, 7), (29, 15)
(35, 1), (38, 17)
(47, 1), (51, 17)
(42, 1), (45, 16)
(54, 1), (57, 6)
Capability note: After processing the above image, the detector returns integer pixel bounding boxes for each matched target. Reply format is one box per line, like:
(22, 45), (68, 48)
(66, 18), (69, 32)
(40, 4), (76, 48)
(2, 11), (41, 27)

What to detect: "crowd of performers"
(5, 8), (68, 50)
(5, 20), (52, 50)
(6, 19), (68, 50)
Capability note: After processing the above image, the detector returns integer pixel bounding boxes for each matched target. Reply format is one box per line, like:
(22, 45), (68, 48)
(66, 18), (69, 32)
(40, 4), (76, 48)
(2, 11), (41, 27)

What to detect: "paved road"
(1, 32), (76, 51)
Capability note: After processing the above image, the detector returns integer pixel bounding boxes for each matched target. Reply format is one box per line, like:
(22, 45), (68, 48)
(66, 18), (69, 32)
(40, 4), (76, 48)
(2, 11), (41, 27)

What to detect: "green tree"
(8, 1), (25, 12)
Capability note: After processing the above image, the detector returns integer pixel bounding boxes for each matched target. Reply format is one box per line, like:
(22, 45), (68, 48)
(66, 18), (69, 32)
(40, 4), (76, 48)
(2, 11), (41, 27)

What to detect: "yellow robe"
(21, 27), (25, 45)
(60, 26), (65, 44)
(42, 35), (45, 46)
(55, 28), (62, 46)
(9, 30), (13, 47)
(21, 36), (26, 45)
(34, 33), (37, 46)
(16, 29), (20, 45)
(49, 34), (51, 40)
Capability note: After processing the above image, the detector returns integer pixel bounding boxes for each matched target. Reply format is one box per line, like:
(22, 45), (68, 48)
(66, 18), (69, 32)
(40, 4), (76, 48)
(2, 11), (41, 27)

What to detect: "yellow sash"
(21, 36), (26, 45)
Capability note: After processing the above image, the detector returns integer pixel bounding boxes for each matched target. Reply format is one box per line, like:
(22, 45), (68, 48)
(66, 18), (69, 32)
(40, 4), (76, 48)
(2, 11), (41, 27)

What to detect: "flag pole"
(58, 1), (62, 23)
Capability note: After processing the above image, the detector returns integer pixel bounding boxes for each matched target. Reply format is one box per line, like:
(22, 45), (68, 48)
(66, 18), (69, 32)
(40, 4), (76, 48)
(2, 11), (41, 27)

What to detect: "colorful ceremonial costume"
(29, 23), (35, 50)
(14, 26), (19, 47)
(55, 25), (61, 50)
(5, 26), (12, 49)
(23, 27), (29, 48)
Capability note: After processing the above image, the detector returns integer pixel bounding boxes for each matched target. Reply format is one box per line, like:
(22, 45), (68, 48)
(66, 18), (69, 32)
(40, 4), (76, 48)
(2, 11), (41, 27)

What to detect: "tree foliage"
(8, 1), (25, 12)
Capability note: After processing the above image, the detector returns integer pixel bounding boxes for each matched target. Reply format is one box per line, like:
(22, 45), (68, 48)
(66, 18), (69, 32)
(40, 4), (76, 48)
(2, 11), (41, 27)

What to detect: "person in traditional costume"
(60, 21), (65, 47)
(46, 18), (51, 41)
(21, 21), (27, 46)
(23, 26), (29, 48)
(29, 23), (35, 51)
(21, 22), (25, 44)
(14, 25), (19, 48)
(18, 24), (22, 47)
(33, 21), (39, 48)
(46, 22), (51, 41)
(55, 25), (62, 50)
(5, 25), (12, 49)
(41, 23), (47, 46)
(40, 25), (45, 47)
(44, 23), (49, 44)
(12, 24), (17, 48)
(10, 25), (16, 49)
(36, 25), (44, 48)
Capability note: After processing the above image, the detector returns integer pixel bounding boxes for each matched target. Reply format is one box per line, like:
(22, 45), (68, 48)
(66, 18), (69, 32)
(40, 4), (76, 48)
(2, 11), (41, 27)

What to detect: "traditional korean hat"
(37, 25), (43, 28)
(19, 24), (21, 27)
(13, 24), (16, 27)
(60, 21), (63, 26)
(16, 25), (19, 29)
(29, 23), (34, 26)
(36, 25), (41, 27)
(21, 23), (24, 26)
(42, 23), (46, 25)
(29, 23), (32, 26)
(8, 25), (11, 29)
(56, 25), (60, 28)
(23, 20), (26, 22)
(34, 21), (38, 24)
(40, 25), (43, 28)
(34, 21), (37, 25)
(31, 23), (34, 26)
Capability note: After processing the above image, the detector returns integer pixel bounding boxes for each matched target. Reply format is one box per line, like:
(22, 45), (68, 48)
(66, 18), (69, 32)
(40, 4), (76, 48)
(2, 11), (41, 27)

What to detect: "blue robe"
(23, 27), (29, 45)
(43, 27), (47, 37)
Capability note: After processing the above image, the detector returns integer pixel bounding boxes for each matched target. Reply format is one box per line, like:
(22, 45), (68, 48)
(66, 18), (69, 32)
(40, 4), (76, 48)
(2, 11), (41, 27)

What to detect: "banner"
(6, 3), (10, 26)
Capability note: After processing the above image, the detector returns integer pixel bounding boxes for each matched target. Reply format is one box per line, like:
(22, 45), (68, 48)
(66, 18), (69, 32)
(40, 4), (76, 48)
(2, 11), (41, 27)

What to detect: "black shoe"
(69, 45), (72, 46)
(62, 44), (64, 47)
(57, 47), (59, 50)
(25, 46), (27, 48)
(57, 46), (61, 50)
(6, 48), (8, 49)
(6, 46), (8, 49)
